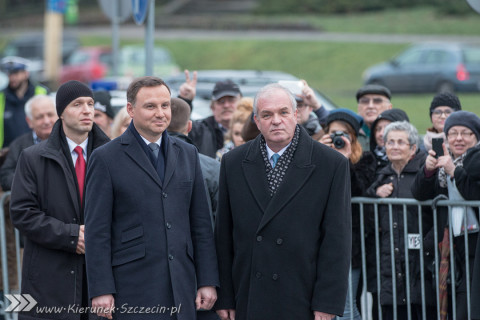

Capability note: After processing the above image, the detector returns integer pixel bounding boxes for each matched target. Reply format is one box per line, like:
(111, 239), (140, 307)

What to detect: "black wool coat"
(215, 127), (352, 320)
(9, 120), (109, 320)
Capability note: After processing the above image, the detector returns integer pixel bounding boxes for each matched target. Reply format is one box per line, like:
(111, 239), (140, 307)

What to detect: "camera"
(330, 131), (349, 149)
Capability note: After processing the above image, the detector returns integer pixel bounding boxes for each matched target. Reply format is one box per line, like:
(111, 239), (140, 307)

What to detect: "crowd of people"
(1, 55), (480, 320)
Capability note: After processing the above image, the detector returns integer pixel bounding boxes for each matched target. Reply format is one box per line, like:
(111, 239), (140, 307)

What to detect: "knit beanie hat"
(325, 108), (363, 136)
(444, 111), (480, 140)
(429, 92), (462, 118)
(56, 80), (94, 116)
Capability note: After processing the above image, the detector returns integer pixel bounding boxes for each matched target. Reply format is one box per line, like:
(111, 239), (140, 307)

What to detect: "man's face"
(296, 101), (312, 124)
(27, 98), (58, 140)
(374, 119), (391, 148)
(127, 85), (171, 142)
(357, 94), (392, 128)
(8, 70), (29, 90)
(211, 95), (239, 128)
(254, 88), (297, 152)
(94, 110), (113, 136)
(61, 97), (95, 138)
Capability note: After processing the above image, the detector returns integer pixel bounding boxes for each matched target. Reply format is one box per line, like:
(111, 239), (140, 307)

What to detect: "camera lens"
(333, 136), (345, 149)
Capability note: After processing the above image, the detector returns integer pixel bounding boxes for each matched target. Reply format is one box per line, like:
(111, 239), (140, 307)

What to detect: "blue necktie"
(148, 143), (159, 159)
(271, 153), (280, 168)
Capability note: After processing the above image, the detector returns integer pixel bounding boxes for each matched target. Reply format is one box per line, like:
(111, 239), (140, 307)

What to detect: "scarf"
(260, 125), (300, 196)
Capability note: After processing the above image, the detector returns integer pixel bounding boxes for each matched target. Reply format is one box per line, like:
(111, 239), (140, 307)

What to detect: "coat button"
(255, 272), (262, 279)
(168, 254), (174, 260)
(393, 222), (397, 228)
(276, 238), (283, 245)
(166, 223), (171, 229)
(426, 251), (430, 256)
(394, 248), (399, 254)
(272, 274), (279, 280)
(71, 240), (75, 245)
(163, 192), (167, 198)
(256, 236), (263, 242)
(397, 273), (402, 278)
(73, 218), (77, 222)
(71, 270), (75, 274)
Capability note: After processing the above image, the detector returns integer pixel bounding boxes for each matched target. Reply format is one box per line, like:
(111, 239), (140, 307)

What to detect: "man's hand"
(76, 225), (85, 254)
(217, 309), (236, 320)
(179, 69), (197, 101)
(196, 286), (217, 310)
(314, 311), (335, 320)
(301, 79), (322, 111)
(92, 294), (115, 319)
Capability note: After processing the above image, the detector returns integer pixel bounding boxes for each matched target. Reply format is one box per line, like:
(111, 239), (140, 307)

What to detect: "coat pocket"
(121, 225), (144, 243)
(112, 243), (146, 266)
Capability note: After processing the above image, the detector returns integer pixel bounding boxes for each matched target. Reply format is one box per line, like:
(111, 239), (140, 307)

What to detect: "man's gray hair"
(253, 83), (297, 115)
(24, 95), (55, 120)
(383, 120), (419, 148)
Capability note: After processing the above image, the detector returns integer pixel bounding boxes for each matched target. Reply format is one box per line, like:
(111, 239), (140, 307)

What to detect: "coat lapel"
(40, 147), (81, 218)
(163, 138), (179, 189)
(121, 130), (163, 189)
(242, 137), (271, 213)
(256, 130), (315, 233)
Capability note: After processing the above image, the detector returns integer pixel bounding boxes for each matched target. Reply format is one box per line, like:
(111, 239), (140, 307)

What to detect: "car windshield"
(464, 47), (480, 64)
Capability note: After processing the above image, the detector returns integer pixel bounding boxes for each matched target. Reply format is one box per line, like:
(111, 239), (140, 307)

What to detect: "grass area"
(81, 37), (480, 133)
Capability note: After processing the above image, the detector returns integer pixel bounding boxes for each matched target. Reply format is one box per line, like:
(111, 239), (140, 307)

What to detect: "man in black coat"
(0, 94), (57, 191)
(189, 80), (242, 158)
(85, 77), (219, 320)
(215, 83), (351, 320)
(9, 80), (110, 320)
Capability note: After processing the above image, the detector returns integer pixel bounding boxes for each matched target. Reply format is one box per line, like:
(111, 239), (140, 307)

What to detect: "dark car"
(362, 42), (480, 93)
(164, 69), (338, 112)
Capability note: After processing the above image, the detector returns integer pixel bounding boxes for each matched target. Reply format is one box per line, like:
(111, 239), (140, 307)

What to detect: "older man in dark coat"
(10, 80), (110, 320)
(215, 83), (351, 320)
(85, 77), (219, 320)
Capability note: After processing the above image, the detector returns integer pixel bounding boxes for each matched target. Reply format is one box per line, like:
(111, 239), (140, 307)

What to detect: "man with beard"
(0, 57), (48, 148)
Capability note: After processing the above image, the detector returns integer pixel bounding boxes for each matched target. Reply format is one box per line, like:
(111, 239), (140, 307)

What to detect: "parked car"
(59, 46), (112, 84)
(362, 42), (480, 93)
(164, 69), (338, 118)
(118, 45), (180, 78)
(1, 32), (80, 84)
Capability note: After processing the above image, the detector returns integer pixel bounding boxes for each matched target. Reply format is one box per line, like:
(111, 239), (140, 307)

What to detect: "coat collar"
(120, 127), (179, 189)
(243, 126), (315, 232)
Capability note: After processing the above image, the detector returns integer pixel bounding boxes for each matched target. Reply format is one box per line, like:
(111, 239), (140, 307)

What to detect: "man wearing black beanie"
(9, 80), (110, 320)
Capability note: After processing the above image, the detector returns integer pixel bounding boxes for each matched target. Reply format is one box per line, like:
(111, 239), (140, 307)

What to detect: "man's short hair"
(126, 76), (170, 107)
(24, 95), (55, 120)
(168, 98), (191, 132)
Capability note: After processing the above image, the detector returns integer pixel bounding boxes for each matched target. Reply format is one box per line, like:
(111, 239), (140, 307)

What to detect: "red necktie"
(74, 146), (85, 204)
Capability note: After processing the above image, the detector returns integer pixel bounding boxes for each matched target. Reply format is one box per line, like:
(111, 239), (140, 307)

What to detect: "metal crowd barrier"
(0, 191), (19, 320)
(350, 196), (480, 320)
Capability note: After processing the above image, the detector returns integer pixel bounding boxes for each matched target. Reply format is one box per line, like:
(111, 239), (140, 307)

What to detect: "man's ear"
(26, 116), (34, 130)
(187, 120), (192, 134)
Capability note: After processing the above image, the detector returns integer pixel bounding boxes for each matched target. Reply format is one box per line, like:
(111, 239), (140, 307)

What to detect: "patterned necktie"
(74, 146), (85, 204)
(439, 227), (450, 320)
(149, 142), (159, 159)
(271, 153), (280, 168)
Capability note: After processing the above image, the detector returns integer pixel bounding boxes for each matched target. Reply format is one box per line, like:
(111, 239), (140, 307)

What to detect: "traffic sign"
(98, 0), (132, 23)
(132, 0), (150, 25)
(467, 0), (480, 14)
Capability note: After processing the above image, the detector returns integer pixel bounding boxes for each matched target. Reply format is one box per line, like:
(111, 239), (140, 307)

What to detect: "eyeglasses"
(432, 109), (453, 117)
(447, 130), (475, 139)
(296, 103), (309, 108)
(386, 139), (411, 147)
(358, 97), (388, 105)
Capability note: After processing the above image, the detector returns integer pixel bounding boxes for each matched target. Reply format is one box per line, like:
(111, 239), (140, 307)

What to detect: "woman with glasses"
(423, 92), (462, 151)
(412, 111), (480, 319)
(366, 121), (435, 319)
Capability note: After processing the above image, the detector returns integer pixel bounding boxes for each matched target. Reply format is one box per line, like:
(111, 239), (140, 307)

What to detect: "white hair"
(24, 95), (56, 120)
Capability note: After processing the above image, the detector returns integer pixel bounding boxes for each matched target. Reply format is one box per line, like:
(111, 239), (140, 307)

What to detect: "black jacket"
(367, 150), (435, 306)
(10, 120), (109, 320)
(189, 116), (224, 158)
(0, 131), (34, 191)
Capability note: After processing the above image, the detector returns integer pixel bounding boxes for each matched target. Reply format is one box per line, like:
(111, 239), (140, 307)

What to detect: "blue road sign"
(48, 0), (67, 13)
(132, 0), (149, 25)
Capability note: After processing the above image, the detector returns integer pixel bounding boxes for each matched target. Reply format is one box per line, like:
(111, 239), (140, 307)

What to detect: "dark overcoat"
(9, 120), (109, 320)
(84, 127), (219, 320)
(215, 127), (352, 320)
